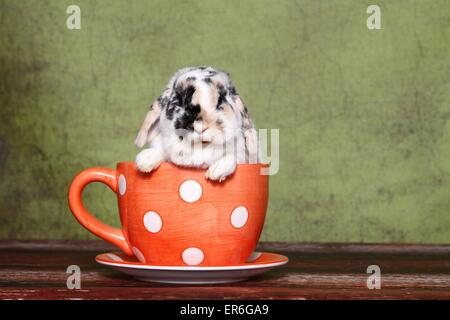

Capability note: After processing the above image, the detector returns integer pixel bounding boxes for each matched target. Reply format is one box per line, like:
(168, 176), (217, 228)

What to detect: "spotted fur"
(135, 67), (258, 181)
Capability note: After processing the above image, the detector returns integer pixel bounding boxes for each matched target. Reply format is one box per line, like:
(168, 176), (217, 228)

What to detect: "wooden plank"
(0, 241), (449, 300)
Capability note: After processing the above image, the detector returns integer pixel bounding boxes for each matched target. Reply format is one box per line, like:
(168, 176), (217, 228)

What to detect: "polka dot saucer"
(95, 251), (288, 284)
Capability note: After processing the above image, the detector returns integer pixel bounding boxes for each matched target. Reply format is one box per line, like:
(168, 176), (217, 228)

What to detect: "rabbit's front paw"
(205, 157), (236, 182)
(136, 148), (164, 173)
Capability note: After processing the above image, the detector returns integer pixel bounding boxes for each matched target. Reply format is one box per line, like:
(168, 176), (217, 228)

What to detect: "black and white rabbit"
(135, 66), (258, 181)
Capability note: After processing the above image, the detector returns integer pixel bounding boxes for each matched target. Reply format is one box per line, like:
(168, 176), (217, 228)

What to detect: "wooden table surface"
(0, 240), (449, 300)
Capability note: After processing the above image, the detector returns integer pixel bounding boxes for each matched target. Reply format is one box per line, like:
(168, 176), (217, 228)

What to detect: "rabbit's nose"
(194, 122), (208, 134)
(197, 127), (208, 135)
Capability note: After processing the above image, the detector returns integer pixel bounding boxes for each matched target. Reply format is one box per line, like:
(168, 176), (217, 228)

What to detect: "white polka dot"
(182, 247), (204, 265)
(132, 246), (145, 263)
(230, 206), (248, 228)
(118, 174), (126, 196)
(106, 253), (123, 262)
(246, 252), (262, 262)
(179, 180), (202, 203)
(143, 211), (162, 233)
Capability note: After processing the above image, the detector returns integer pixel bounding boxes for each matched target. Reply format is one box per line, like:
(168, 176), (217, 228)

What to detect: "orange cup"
(68, 162), (268, 266)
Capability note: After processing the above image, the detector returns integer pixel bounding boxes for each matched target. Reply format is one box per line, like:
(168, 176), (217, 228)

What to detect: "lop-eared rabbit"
(135, 67), (258, 182)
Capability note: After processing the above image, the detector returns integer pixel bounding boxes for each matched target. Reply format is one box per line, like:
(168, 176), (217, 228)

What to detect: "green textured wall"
(1, 0), (449, 243)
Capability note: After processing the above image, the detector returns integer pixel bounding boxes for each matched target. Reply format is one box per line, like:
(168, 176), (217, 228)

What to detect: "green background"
(1, 0), (449, 243)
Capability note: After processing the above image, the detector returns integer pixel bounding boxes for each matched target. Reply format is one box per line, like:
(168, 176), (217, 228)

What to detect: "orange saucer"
(96, 251), (288, 284)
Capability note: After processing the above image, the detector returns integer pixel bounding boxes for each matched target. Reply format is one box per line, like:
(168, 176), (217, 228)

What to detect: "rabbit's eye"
(174, 85), (196, 108)
(166, 105), (182, 120)
(165, 105), (176, 120)
(216, 93), (226, 110)
(174, 103), (200, 131)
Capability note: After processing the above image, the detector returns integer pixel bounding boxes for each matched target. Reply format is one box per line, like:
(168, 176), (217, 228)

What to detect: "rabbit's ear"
(135, 78), (175, 148)
(233, 95), (258, 162)
(234, 95), (253, 130)
(135, 99), (162, 148)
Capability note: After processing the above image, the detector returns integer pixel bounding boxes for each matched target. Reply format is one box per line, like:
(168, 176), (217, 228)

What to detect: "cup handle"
(68, 167), (133, 255)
